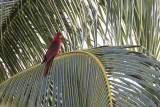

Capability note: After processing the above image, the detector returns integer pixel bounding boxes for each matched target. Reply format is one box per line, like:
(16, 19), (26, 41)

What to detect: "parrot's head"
(53, 32), (63, 42)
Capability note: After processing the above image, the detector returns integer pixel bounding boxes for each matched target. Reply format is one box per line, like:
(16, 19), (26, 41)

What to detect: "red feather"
(42, 32), (62, 77)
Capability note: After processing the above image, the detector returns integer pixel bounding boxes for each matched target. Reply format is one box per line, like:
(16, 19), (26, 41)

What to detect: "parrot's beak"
(59, 35), (62, 38)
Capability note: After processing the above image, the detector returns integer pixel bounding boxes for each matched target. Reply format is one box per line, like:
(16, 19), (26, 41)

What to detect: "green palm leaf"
(0, 46), (160, 106)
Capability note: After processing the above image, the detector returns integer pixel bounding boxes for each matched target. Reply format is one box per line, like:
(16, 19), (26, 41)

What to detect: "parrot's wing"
(42, 41), (60, 63)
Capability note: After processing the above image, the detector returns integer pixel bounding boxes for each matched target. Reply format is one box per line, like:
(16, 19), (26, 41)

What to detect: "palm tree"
(0, 0), (160, 106)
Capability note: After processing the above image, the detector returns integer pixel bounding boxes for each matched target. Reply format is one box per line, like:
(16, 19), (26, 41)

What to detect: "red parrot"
(42, 32), (62, 77)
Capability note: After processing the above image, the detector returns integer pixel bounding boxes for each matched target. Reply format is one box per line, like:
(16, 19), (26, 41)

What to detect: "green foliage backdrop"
(1, 0), (160, 106)
(1, 0), (160, 81)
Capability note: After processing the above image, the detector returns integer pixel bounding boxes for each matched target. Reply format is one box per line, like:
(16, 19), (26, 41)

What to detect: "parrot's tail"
(43, 61), (51, 78)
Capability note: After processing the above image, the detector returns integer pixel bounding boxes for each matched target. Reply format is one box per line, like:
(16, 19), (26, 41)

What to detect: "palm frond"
(0, 47), (113, 107)
(0, 46), (160, 106)
(0, 0), (27, 34)
(0, 0), (160, 82)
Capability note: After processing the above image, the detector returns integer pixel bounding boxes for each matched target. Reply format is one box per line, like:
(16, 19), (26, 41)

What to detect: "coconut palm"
(0, 0), (160, 106)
